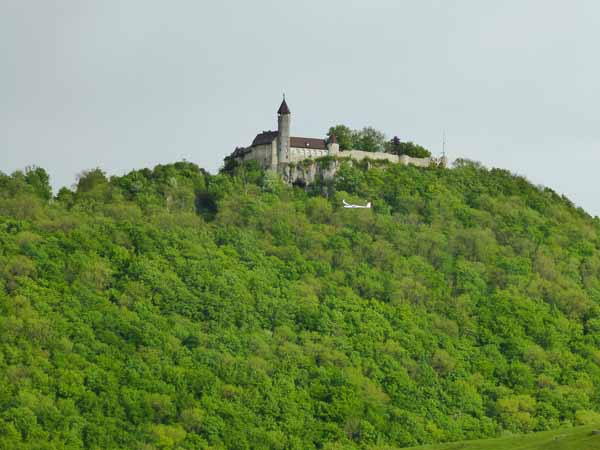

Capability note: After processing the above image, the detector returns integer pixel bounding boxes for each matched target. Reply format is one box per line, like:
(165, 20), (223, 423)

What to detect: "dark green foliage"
(353, 126), (387, 153)
(23, 166), (52, 201)
(0, 166), (52, 202)
(76, 168), (109, 193)
(328, 125), (355, 150)
(387, 137), (432, 158)
(327, 126), (431, 157)
(327, 125), (387, 152)
(1, 160), (600, 450)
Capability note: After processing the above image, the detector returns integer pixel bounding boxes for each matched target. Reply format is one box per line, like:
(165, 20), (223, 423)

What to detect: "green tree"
(24, 166), (52, 201)
(386, 138), (431, 157)
(76, 168), (108, 192)
(328, 124), (355, 150)
(353, 126), (387, 152)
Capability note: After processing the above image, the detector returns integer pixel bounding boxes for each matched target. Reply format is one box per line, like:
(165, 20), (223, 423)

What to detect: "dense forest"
(1, 159), (600, 450)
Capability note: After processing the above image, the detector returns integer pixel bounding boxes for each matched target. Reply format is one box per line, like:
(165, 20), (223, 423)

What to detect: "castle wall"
(398, 154), (435, 167)
(289, 147), (328, 161)
(337, 150), (436, 167)
(236, 145), (438, 173)
(340, 150), (399, 163)
(237, 142), (276, 168)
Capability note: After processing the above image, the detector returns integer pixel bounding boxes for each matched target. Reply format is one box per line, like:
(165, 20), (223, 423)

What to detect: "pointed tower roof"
(277, 96), (290, 115)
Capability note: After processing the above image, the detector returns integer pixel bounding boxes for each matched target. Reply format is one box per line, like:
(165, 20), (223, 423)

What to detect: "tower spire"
(278, 94), (290, 115)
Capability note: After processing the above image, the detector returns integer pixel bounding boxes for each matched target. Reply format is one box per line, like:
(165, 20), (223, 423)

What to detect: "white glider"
(343, 199), (372, 209)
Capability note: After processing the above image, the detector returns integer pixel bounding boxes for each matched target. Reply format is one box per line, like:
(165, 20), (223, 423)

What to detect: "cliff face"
(279, 155), (446, 186)
(280, 159), (340, 185)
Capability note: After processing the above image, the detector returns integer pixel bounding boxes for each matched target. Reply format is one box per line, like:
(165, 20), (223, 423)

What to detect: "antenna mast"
(442, 130), (446, 157)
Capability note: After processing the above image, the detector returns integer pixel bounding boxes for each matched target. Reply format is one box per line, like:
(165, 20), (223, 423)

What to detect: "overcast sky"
(1, 1), (599, 214)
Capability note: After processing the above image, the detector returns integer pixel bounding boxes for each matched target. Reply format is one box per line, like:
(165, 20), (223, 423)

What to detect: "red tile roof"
(251, 131), (278, 146)
(290, 137), (327, 150)
(250, 132), (329, 150)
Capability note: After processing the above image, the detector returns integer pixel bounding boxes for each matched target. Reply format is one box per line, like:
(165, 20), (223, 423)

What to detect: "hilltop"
(1, 159), (600, 449)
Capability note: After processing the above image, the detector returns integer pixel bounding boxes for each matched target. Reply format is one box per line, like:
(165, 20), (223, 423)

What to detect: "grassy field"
(404, 425), (600, 450)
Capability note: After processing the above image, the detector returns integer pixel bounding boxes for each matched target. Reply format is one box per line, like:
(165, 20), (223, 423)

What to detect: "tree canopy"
(327, 126), (432, 157)
(0, 160), (599, 449)
(386, 137), (432, 158)
(327, 125), (387, 152)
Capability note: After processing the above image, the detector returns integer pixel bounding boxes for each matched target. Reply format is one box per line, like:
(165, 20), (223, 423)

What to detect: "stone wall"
(398, 154), (437, 168)
(341, 150), (399, 163)
(289, 147), (329, 161)
(232, 144), (445, 186)
(339, 150), (438, 167)
(236, 143), (277, 170)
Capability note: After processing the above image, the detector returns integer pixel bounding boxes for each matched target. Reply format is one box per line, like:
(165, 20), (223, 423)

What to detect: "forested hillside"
(1, 159), (600, 450)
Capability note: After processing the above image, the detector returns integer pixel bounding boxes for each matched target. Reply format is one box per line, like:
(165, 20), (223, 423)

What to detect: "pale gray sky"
(1, 1), (599, 214)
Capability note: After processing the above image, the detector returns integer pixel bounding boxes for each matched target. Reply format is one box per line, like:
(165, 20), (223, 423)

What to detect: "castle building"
(227, 97), (444, 182)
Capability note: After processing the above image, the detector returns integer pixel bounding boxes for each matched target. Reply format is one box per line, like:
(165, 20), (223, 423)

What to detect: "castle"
(227, 97), (445, 183)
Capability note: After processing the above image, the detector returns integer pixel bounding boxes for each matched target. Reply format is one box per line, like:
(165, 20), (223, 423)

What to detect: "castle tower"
(327, 133), (339, 155)
(277, 96), (291, 163)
